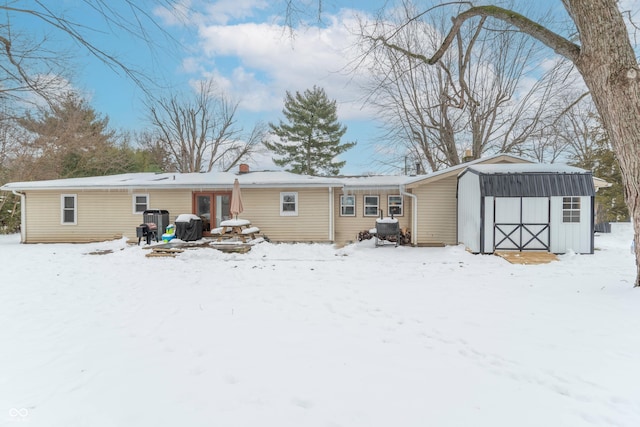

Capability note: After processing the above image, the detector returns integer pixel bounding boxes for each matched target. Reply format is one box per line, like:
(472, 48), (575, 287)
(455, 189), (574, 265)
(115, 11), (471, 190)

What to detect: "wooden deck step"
(495, 251), (558, 265)
(210, 244), (252, 253)
(145, 247), (185, 258)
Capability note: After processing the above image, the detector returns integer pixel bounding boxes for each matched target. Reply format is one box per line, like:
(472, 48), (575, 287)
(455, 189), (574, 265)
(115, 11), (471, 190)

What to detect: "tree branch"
(0, 35), (43, 97)
(429, 6), (581, 64)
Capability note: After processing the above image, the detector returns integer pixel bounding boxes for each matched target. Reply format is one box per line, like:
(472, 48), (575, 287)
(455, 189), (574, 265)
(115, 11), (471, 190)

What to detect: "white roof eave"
(1, 182), (344, 192)
(342, 185), (403, 192)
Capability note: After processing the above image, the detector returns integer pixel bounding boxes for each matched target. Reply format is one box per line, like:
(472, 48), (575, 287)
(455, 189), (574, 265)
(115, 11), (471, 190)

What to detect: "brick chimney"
(238, 163), (250, 174)
(462, 149), (474, 163)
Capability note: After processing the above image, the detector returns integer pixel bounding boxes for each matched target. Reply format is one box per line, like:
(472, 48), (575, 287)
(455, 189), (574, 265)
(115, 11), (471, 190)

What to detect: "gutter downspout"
(12, 190), (26, 243)
(329, 187), (334, 242)
(400, 185), (418, 246)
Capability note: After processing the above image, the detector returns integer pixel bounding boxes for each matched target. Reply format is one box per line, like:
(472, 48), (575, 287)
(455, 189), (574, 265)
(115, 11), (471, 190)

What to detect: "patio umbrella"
(230, 178), (244, 219)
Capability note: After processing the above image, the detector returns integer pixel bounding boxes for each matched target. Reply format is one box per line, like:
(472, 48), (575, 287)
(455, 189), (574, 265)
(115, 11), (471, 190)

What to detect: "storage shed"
(457, 164), (595, 254)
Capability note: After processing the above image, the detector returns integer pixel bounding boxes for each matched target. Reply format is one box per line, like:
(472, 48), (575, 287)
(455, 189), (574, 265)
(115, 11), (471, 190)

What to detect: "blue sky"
(12, 0), (636, 174)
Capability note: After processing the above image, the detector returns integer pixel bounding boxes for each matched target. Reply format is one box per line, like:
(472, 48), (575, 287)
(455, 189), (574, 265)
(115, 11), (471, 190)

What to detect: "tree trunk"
(423, 0), (640, 286)
(565, 0), (640, 286)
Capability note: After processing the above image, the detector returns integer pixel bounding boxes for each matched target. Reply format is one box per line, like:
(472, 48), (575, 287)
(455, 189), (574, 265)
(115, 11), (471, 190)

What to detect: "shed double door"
(494, 197), (550, 251)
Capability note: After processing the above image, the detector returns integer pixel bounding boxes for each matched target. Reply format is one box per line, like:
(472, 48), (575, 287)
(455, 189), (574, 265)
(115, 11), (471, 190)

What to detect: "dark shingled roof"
(477, 172), (596, 197)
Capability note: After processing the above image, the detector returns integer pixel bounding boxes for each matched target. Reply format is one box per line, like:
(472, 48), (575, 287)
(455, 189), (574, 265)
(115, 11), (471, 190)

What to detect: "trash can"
(143, 210), (170, 239)
(175, 214), (203, 241)
(594, 222), (611, 233)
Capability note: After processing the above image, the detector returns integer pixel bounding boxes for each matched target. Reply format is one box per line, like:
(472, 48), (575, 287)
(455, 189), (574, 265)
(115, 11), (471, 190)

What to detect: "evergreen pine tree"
(16, 93), (138, 179)
(590, 136), (629, 223)
(264, 86), (356, 176)
(571, 117), (629, 222)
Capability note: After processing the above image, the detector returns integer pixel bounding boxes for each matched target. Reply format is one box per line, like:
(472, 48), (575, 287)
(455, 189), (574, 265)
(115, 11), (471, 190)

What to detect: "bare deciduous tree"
(370, 1), (640, 286)
(0, 1), (184, 104)
(554, 98), (600, 166)
(147, 80), (260, 173)
(360, 1), (575, 172)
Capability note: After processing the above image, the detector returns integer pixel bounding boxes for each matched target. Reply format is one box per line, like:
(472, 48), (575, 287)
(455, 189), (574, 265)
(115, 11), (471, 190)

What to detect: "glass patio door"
(193, 192), (231, 234)
(194, 194), (212, 232)
(215, 194), (231, 227)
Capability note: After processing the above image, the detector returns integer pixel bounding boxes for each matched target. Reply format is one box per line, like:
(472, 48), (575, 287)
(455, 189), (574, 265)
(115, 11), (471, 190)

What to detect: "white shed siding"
(494, 198), (521, 223)
(522, 198), (550, 223)
(549, 196), (592, 253)
(457, 172), (481, 252)
(483, 197), (494, 253)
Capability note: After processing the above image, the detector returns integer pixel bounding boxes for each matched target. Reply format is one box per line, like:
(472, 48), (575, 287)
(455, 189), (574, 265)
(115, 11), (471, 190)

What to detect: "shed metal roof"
(460, 164), (596, 197)
(475, 172), (596, 197)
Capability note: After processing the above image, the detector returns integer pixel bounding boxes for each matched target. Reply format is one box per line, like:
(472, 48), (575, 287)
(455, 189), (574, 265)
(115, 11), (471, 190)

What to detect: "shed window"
(563, 197), (580, 223)
(340, 195), (355, 216)
(280, 192), (298, 216)
(388, 195), (403, 216)
(364, 195), (379, 217)
(61, 194), (77, 225)
(133, 194), (149, 214)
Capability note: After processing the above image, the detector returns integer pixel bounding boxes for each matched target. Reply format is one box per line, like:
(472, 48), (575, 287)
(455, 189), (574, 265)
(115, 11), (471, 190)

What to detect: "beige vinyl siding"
(146, 190), (193, 224)
(23, 189), (192, 243)
(333, 191), (411, 245)
(239, 187), (332, 242)
(412, 176), (458, 246)
(21, 187), (333, 243)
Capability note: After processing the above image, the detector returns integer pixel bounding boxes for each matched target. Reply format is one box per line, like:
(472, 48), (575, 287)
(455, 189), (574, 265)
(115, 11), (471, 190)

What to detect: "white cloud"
(156, 0), (270, 27)
(154, 0), (197, 26)
(19, 74), (76, 110)
(204, 0), (270, 25)
(187, 9), (376, 120)
(181, 56), (206, 74)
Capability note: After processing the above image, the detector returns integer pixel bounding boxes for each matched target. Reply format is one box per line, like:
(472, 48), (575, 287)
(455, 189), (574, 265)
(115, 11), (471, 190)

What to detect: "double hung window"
(562, 197), (580, 223)
(364, 196), (379, 217)
(61, 194), (77, 225)
(133, 194), (149, 214)
(280, 192), (298, 216)
(340, 195), (355, 216)
(388, 195), (403, 216)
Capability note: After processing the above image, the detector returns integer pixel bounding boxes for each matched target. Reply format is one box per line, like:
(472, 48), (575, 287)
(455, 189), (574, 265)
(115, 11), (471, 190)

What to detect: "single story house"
(1, 170), (344, 244)
(1, 154), (601, 252)
(457, 164), (596, 254)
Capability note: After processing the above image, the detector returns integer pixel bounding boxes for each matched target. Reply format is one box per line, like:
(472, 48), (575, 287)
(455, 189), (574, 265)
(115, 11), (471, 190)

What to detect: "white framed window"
(364, 195), (379, 217)
(563, 197), (580, 223)
(340, 195), (356, 216)
(280, 192), (298, 216)
(388, 195), (403, 217)
(61, 194), (77, 225)
(133, 194), (149, 214)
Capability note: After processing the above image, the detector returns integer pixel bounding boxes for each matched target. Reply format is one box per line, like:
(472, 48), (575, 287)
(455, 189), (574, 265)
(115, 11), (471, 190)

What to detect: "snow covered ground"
(2, 223), (640, 427)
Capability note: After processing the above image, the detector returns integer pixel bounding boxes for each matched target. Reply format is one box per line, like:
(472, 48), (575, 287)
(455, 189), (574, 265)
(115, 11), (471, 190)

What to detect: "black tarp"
(175, 218), (203, 241)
